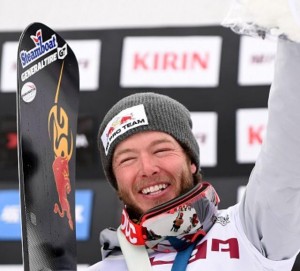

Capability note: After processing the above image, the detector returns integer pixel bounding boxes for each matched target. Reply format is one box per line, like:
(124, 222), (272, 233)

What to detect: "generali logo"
(120, 36), (222, 87)
(48, 61), (74, 230)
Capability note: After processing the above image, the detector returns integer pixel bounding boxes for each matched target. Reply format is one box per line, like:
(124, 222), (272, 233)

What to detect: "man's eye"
(119, 157), (134, 165)
(155, 148), (171, 154)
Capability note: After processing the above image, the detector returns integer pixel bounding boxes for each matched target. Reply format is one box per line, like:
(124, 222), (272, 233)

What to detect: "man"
(88, 38), (300, 270)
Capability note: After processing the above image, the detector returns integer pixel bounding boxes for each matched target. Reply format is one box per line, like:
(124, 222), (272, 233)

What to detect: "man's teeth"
(142, 184), (168, 195)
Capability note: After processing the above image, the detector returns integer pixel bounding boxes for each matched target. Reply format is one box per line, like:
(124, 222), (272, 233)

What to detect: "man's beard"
(117, 167), (195, 220)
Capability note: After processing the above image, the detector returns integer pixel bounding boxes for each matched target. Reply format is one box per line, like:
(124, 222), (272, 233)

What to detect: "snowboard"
(17, 22), (79, 270)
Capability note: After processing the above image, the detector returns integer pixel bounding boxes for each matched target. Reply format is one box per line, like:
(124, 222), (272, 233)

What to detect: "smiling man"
(99, 92), (204, 220)
(113, 130), (197, 217)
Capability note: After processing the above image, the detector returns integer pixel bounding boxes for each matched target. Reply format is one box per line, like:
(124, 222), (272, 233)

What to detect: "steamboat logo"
(20, 29), (57, 68)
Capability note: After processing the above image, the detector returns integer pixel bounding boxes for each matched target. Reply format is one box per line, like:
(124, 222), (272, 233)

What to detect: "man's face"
(112, 131), (197, 217)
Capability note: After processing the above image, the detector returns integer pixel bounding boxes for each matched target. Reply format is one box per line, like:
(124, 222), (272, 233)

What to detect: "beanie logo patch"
(101, 104), (148, 155)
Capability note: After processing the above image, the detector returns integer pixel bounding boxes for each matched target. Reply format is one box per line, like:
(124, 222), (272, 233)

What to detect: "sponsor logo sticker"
(101, 104), (148, 155)
(57, 44), (68, 59)
(19, 29), (58, 68)
(21, 82), (37, 103)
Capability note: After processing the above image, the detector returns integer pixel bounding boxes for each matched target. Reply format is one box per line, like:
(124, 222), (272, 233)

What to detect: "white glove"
(222, 0), (300, 42)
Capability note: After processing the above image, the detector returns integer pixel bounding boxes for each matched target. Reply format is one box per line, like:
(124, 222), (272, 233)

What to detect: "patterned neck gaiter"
(119, 182), (220, 252)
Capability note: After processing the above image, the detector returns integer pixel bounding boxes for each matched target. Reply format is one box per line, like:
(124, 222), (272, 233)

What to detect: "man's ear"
(190, 163), (197, 174)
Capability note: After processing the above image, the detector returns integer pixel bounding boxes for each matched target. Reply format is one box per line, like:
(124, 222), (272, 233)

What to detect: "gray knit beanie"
(97, 92), (200, 190)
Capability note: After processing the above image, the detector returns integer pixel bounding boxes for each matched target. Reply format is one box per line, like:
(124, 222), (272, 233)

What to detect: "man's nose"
(138, 153), (159, 177)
